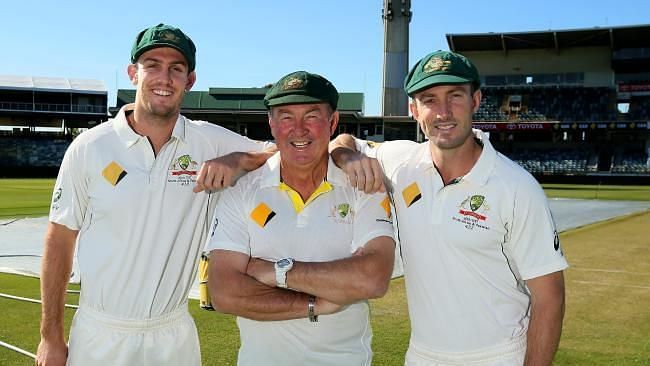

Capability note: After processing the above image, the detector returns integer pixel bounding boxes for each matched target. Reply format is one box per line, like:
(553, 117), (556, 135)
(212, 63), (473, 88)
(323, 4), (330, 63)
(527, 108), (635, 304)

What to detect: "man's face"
(269, 103), (338, 170)
(410, 83), (481, 151)
(127, 47), (196, 120)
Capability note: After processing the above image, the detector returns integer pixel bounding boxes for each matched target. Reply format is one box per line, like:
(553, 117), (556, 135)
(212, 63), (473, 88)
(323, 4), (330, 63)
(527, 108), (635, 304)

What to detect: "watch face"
(277, 258), (291, 268)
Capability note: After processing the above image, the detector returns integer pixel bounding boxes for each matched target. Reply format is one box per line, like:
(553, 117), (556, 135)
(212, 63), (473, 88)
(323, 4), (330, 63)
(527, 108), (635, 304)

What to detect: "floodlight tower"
(382, 0), (412, 116)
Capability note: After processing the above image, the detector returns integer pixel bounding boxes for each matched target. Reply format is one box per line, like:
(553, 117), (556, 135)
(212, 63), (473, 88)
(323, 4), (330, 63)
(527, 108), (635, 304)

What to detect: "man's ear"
(127, 64), (138, 86)
(185, 71), (197, 92)
(329, 111), (340, 136)
(472, 89), (482, 113)
(268, 111), (277, 140)
(409, 100), (419, 120)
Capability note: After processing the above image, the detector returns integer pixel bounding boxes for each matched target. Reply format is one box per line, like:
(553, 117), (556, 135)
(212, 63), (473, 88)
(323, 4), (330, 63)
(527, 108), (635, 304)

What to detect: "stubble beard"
(141, 96), (181, 124)
(422, 118), (474, 151)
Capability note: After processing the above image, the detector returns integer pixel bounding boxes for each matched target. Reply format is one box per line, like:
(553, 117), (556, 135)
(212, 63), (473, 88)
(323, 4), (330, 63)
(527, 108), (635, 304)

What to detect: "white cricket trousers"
(404, 334), (526, 366)
(66, 304), (201, 366)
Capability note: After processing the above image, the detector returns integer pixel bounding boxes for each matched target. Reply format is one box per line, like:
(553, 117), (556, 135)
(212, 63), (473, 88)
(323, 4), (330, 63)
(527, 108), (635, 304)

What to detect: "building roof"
(0, 75), (107, 94)
(115, 88), (364, 113)
(447, 24), (650, 53)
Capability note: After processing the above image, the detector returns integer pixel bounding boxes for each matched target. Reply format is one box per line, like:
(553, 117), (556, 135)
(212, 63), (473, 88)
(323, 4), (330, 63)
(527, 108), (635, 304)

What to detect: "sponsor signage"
(474, 122), (649, 131)
(473, 122), (552, 131)
(618, 83), (650, 92)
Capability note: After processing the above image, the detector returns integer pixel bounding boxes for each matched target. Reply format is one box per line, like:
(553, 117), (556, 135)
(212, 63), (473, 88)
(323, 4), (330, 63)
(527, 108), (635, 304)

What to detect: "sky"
(2, 0), (649, 116)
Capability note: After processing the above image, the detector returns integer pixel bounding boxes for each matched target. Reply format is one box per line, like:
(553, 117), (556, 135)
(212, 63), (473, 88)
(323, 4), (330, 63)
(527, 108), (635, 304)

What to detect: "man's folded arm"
(208, 249), (340, 321)
(247, 236), (395, 305)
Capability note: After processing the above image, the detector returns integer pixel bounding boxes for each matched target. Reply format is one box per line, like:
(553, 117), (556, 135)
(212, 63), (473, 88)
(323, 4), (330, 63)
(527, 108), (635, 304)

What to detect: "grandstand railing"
(0, 101), (106, 114)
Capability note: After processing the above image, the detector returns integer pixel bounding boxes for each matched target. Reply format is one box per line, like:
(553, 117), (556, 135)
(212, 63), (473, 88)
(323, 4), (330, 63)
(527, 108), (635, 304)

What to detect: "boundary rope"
(0, 340), (36, 360)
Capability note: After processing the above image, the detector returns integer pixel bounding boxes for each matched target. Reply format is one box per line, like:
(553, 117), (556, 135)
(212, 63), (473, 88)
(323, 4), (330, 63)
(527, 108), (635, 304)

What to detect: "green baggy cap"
(264, 71), (339, 110)
(404, 50), (480, 97)
(131, 23), (196, 71)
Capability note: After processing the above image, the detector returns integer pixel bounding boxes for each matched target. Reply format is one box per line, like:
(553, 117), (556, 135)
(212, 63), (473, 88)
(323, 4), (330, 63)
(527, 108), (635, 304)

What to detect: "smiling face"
(269, 103), (338, 172)
(127, 47), (196, 122)
(410, 83), (481, 152)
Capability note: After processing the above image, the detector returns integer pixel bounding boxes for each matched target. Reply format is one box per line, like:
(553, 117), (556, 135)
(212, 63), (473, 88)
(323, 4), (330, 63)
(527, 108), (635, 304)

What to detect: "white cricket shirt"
(49, 104), (269, 318)
(206, 153), (395, 365)
(358, 129), (568, 354)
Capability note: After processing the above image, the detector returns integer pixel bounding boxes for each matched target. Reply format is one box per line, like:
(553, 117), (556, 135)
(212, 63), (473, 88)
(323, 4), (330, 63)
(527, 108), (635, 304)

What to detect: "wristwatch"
(274, 258), (294, 288)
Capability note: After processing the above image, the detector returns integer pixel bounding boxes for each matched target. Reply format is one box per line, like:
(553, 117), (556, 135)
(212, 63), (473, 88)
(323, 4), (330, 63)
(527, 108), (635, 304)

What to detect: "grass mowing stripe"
(541, 183), (650, 201)
(1, 179), (649, 220)
(1, 179), (649, 365)
(570, 280), (650, 290)
(0, 179), (55, 218)
(2, 213), (650, 364)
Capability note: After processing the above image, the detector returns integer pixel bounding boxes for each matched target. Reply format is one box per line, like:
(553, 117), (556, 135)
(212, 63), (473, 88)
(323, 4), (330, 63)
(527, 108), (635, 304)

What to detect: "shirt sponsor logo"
(102, 161), (127, 186)
(168, 154), (198, 186)
(402, 182), (422, 208)
(366, 140), (381, 149)
(51, 187), (62, 211)
(210, 218), (219, 237)
(553, 230), (564, 256)
(250, 203), (276, 228)
(380, 196), (392, 220)
(453, 195), (491, 231)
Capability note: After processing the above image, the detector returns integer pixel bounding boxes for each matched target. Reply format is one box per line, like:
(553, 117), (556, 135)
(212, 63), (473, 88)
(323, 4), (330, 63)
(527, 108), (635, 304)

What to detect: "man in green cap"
(36, 23), (274, 366)
(205, 71), (396, 365)
(332, 50), (568, 365)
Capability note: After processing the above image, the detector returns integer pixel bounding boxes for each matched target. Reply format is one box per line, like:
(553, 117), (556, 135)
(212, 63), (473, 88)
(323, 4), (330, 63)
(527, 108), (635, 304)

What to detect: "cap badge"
(423, 57), (452, 74)
(282, 77), (304, 90)
(159, 30), (180, 43)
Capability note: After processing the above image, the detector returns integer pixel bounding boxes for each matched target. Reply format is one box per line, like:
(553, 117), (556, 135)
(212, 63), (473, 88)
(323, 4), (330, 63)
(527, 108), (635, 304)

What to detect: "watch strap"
(275, 258), (294, 288)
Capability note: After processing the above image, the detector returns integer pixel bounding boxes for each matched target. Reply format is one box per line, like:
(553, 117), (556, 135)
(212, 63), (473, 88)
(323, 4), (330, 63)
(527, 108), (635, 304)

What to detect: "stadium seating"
(611, 151), (650, 174)
(503, 147), (649, 176)
(476, 92), (508, 121)
(506, 148), (591, 175)
(0, 136), (70, 167)
(477, 86), (615, 122)
(626, 96), (650, 120)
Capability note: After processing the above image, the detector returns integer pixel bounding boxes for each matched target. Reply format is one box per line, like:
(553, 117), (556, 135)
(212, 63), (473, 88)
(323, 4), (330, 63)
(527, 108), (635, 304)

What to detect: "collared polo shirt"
(357, 129), (568, 353)
(49, 104), (269, 319)
(206, 152), (394, 366)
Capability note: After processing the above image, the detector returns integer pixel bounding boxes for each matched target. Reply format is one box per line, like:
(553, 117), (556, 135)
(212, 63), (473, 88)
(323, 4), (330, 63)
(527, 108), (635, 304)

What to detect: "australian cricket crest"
(168, 154), (199, 186)
(282, 77), (304, 90)
(470, 195), (484, 211)
(159, 30), (180, 43)
(329, 202), (354, 224)
(423, 57), (452, 74)
(453, 194), (491, 231)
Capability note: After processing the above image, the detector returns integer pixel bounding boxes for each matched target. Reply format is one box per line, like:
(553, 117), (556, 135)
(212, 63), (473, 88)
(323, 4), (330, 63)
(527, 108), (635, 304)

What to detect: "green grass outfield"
(0, 179), (649, 220)
(1, 179), (649, 364)
(0, 179), (56, 218)
(542, 183), (650, 201)
(1, 211), (649, 365)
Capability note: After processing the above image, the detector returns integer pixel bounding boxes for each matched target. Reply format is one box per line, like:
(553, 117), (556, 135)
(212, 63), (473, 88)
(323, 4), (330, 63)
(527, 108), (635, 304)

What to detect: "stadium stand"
(0, 135), (71, 168)
(0, 75), (107, 177)
(445, 24), (650, 183)
(611, 150), (650, 174)
(478, 86), (616, 122)
(2, 25), (649, 183)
